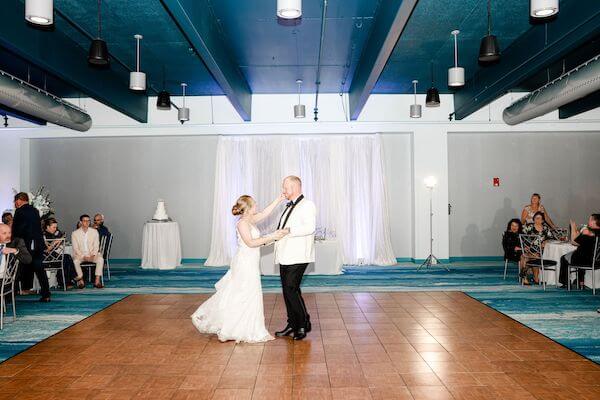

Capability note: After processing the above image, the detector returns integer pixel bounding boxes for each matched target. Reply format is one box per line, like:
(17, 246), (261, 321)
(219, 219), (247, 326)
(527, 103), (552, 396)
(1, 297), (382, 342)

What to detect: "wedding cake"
(152, 199), (170, 221)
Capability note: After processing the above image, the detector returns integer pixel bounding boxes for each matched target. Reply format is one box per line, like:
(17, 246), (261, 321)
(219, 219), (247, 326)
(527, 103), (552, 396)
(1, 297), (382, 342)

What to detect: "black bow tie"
(286, 201), (294, 207)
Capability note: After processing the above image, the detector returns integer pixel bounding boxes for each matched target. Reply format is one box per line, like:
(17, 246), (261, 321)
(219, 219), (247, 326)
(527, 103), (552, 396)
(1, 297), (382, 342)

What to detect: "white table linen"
(141, 221), (182, 270)
(542, 241), (577, 285)
(260, 240), (343, 276)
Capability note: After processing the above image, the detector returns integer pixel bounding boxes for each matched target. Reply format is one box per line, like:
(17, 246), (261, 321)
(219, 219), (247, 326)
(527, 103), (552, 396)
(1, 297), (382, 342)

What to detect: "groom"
(274, 176), (316, 340)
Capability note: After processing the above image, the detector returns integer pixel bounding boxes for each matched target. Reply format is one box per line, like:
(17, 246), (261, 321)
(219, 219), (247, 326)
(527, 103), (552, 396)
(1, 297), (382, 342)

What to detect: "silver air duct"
(503, 54), (600, 125)
(0, 69), (92, 131)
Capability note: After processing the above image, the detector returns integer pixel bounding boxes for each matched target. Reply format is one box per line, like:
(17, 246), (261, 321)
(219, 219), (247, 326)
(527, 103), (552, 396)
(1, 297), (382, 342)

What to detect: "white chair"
(568, 237), (600, 294)
(519, 234), (558, 290)
(1, 255), (20, 330)
(502, 232), (520, 281)
(103, 234), (113, 281)
(42, 237), (67, 291)
(550, 227), (569, 242)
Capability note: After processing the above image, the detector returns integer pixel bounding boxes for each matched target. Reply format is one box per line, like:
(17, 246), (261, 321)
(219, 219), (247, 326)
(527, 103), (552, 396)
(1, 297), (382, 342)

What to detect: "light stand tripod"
(418, 185), (449, 271)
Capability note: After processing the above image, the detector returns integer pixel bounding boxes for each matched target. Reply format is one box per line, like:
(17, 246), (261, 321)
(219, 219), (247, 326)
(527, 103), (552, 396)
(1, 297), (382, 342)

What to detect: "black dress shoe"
(293, 328), (307, 341)
(305, 320), (312, 333)
(275, 325), (294, 337)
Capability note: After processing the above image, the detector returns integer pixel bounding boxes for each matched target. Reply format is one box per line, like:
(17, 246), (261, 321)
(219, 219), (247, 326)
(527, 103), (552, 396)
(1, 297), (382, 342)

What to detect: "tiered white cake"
(152, 199), (170, 221)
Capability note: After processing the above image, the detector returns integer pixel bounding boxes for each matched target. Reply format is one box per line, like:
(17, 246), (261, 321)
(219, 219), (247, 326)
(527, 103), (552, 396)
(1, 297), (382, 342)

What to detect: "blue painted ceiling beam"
(0, 1), (148, 123)
(348, 0), (419, 120)
(559, 91), (600, 119)
(161, 0), (252, 121)
(453, 1), (600, 121)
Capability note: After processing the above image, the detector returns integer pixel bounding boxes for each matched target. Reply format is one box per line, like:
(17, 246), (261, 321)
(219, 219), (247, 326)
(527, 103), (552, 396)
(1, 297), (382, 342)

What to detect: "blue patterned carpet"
(2, 261), (600, 364)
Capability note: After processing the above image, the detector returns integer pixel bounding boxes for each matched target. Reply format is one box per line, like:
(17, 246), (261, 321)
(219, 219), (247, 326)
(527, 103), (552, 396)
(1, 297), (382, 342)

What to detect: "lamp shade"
(424, 176), (437, 188)
(178, 107), (190, 123)
(425, 87), (440, 107)
(410, 104), (421, 118)
(156, 90), (171, 110)
(294, 103), (306, 118)
(129, 71), (146, 91)
(530, 0), (558, 17)
(88, 38), (109, 66)
(448, 67), (465, 87)
(479, 35), (500, 63)
(277, 0), (302, 19)
(25, 0), (53, 26)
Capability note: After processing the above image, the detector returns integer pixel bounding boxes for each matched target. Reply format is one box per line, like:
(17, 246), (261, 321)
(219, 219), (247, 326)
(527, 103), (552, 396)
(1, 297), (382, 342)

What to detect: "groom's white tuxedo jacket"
(274, 197), (316, 265)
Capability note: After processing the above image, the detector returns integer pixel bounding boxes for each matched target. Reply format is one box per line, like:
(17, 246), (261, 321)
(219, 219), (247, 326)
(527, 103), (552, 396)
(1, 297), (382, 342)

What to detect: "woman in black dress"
(503, 219), (525, 281)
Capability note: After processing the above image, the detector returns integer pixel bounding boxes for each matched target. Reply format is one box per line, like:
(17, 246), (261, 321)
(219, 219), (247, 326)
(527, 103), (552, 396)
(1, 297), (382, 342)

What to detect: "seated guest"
(522, 212), (554, 284)
(1, 212), (12, 227)
(559, 214), (600, 288)
(521, 193), (556, 228)
(43, 218), (76, 290)
(93, 213), (111, 241)
(0, 223), (32, 279)
(71, 215), (104, 289)
(502, 219), (526, 282)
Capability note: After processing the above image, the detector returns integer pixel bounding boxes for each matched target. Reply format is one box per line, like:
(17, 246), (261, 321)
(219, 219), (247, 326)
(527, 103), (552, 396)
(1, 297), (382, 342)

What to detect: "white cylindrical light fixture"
(129, 34), (146, 91)
(294, 79), (306, 118)
(410, 80), (422, 118)
(530, 0), (559, 18)
(448, 30), (465, 87)
(277, 0), (302, 19)
(178, 83), (190, 124)
(424, 176), (437, 189)
(25, 0), (54, 26)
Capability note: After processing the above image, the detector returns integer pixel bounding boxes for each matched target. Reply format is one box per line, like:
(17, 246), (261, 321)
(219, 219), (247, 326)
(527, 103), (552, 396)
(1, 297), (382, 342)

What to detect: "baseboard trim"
(449, 256), (503, 262)
(110, 258), (207, 265)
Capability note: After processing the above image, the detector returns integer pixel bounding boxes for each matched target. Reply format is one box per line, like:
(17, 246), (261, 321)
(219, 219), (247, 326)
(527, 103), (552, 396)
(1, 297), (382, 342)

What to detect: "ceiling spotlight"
(277, 0), (302, 19)
(479, 0), (500, 63)
(157, 67), (171, 110)
(294, 79), (306, 118)
(129, 34), (146, 91)
(88, 0), (109, 66)
(530, 0), (558, 18)
(448, 30), (465, 87)
(178, 83), (189, 124)
(410, 80), (422, 118)
(426, 63), (440, 107)
(25, 0), (53, 26)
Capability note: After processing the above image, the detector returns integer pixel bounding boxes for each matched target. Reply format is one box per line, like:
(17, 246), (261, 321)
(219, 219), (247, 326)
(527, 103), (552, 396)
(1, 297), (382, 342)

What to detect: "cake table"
(141, 221), (182, 270)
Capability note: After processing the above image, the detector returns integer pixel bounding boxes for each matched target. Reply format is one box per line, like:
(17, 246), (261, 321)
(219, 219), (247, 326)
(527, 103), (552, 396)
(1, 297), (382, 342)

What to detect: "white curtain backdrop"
(205, 134), (397, 266)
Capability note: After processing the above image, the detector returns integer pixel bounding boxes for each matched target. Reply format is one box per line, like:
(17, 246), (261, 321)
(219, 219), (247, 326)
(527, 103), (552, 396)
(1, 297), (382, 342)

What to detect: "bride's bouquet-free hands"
(268, 228), (289, 243)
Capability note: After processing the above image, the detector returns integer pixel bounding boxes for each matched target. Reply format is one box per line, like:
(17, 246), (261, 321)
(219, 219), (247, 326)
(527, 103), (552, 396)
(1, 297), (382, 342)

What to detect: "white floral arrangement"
(12, 186), (54, 218)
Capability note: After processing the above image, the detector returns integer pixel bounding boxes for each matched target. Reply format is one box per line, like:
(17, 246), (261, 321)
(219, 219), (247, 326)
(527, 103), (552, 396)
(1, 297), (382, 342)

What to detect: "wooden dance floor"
(1, 292), (599, 400)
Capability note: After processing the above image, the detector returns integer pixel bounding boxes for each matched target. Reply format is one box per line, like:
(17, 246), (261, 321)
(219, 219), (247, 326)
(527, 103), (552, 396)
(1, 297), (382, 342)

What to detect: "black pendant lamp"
(88, 0), (109, 66)
(479, 0), (500, 64)
(425, 62), (440, 107)
(156, 67), (172, 110)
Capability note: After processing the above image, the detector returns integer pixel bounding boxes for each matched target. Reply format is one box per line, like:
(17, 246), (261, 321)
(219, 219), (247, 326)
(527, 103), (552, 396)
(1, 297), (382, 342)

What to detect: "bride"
(191, 194), (288, 343)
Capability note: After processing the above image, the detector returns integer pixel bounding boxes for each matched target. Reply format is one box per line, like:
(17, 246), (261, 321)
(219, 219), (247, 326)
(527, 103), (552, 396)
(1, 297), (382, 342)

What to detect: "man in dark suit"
(11, 192), (50, 302)
(0, 223), (32, 277)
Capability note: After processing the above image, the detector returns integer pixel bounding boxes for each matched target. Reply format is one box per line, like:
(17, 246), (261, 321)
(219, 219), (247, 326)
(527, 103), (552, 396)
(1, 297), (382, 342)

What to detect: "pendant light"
(479, 0), (500, 64)
(88, 0), (109, 66)
(129, 34), (146, 91)
(25, 0), (53, 26)
(530, 0), (559, 18)
(178, 83), (189, 124)
(277, 0), (302, 19)
(425, 63), (440, 107)
(410, 80), (422, 118)
(293, 79), (306, 118)
(448, 30), (465, 87)
(156, 67), (171, 110)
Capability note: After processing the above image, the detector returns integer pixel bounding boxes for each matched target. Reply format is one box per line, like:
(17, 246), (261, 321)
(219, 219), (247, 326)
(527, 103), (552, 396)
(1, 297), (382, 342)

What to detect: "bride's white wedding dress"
(191, 223), (274, 343)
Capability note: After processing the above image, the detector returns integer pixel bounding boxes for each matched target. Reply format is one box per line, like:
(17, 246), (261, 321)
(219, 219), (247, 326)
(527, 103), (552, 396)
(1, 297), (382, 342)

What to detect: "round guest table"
(141, 221), (182, 270)
(542, 241), (576, 285)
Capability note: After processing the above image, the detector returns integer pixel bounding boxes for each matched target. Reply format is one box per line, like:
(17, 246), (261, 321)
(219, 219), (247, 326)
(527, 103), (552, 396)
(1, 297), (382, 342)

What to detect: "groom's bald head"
(282, 176), (302, 200)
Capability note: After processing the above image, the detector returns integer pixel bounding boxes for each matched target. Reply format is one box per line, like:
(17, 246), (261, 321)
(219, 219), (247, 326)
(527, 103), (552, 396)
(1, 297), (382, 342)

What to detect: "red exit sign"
(493, 177), (500, 187)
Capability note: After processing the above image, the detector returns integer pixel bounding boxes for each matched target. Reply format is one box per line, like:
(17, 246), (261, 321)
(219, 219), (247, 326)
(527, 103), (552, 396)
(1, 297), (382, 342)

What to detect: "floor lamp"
(418, 176), (450, 271)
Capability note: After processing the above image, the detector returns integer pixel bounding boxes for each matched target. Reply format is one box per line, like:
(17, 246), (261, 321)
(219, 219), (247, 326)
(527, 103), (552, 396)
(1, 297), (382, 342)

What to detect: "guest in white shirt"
(0, 224), (32, 280)
(71, 214), (104, 289)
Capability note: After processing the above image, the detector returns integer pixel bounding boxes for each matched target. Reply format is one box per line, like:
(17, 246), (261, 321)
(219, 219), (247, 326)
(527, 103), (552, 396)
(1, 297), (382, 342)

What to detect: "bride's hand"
(272, 229), (288, 240)
(278, 192), (287, 202)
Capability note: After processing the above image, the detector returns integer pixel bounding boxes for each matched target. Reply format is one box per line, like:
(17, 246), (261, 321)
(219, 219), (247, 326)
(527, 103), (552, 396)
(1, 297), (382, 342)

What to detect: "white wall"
(2, 92), (600, 261)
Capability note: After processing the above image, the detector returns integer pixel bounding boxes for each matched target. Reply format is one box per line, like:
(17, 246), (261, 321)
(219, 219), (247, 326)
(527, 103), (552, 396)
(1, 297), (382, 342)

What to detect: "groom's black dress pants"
(280, 263), (310, 331)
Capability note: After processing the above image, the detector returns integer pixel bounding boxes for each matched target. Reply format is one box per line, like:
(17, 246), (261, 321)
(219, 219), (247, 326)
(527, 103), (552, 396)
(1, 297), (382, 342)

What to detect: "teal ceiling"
(0, 0), (596, 122)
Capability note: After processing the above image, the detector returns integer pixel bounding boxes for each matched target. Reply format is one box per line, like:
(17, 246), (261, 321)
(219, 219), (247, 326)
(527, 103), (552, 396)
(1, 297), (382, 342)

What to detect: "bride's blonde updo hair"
(232, 195), (255, 216)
